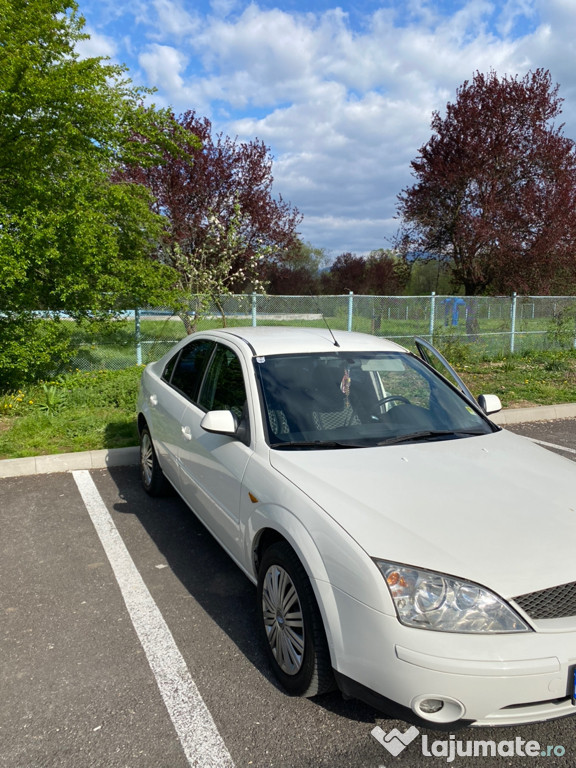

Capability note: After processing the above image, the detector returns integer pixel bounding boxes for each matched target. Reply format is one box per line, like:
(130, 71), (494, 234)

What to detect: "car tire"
(140, 427), (169, 496)
(257, 541), (335, 697)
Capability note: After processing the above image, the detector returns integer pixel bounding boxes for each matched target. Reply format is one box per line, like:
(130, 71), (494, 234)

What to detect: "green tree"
(403, 258), (457, 295)
(0, 0), (183, 386)
(264, 241), (326, 294)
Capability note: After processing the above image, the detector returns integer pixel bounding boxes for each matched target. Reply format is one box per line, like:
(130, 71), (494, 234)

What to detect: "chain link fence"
(63, 293), (576, 372)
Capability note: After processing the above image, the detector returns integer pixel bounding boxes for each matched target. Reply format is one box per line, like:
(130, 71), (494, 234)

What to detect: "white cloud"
(139, 44), (188, 93)
(191, 6), (320, 96)
(184, 4), (520, 248)
(78, 0), (576, 253)
(496, 0), (537, 37)
(76, 27), (117, 59)
(209, 0), (243, 18)
(149, 0), (200, 38)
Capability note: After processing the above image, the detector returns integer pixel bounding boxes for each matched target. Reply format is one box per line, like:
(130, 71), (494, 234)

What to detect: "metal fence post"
(135, 307), (142, 365)
(510, 292), (517, 354)
(429, 292), (436, 342)
(347, 291), (354, 332)
(251, 292), (257, 327)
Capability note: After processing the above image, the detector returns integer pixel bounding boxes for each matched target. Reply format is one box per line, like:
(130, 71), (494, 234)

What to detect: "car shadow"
(107, 465), (384, 726)
(102, 420), (139, 449)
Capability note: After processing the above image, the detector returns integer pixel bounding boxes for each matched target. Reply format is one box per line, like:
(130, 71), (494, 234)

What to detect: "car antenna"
(315, 297), (340, 347)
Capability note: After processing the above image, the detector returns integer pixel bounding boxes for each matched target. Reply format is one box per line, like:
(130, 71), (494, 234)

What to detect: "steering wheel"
(374, 394), (411, 411)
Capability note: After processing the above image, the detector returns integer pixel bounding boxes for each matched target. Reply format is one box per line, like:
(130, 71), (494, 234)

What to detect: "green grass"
(2, 349), (576, 460)
(458, 350), (576, 409)
(0, 368), (142, 459)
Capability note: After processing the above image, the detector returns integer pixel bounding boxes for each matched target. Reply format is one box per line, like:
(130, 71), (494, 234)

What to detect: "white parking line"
(72, 470), (235, 768)
(529, 438), (576, 455)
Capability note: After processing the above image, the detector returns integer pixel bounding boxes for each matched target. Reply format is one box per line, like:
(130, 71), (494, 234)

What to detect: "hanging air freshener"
(340, 368), (351, 407)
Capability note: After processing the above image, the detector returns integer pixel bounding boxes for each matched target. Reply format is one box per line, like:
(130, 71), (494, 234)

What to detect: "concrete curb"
(0, 446), (139, 480)
(1, 404), (575, 479)
(491, 402), (576, 425)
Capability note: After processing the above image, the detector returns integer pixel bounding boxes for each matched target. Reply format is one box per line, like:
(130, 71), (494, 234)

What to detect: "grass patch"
(457, 349), (576, 408)
(2, 349), (576, 460)
(0, 367), (142, 459)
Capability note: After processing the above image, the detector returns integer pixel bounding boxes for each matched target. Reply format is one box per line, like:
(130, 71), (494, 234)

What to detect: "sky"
(76, 0), (576, 258)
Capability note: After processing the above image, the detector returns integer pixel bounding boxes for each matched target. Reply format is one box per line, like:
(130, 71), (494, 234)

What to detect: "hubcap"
(262, 565), (305, 675)
(141, 433), (154, 485)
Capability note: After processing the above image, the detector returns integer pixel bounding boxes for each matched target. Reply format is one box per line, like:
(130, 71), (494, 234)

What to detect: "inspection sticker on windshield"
(256, 356), (266, 363)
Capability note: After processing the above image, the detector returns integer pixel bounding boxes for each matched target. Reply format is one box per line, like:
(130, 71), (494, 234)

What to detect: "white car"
(137, 326), (576, 727)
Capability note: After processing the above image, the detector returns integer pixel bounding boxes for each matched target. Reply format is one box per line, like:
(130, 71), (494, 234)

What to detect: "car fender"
(245, 498), (394, 664)
(242, 453), (395, 605)
(246, 501), (347, 659)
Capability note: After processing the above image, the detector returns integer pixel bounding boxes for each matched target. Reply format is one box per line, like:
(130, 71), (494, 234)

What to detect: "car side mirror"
(200, 410), (239, 436)
(477, 394), (502, 415)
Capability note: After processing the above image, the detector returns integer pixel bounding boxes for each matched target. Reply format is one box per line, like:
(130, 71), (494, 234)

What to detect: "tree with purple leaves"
(397, 69), (576, 296)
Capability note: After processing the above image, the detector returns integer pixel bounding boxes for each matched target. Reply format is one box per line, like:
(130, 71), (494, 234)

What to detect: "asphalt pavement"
(2, 408), (576, 767)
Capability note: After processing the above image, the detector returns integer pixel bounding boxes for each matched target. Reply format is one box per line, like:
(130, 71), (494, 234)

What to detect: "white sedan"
(137, 326), (576, 727)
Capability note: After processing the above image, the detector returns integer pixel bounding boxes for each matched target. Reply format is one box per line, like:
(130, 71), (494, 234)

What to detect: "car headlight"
(376, 561), (531, 633)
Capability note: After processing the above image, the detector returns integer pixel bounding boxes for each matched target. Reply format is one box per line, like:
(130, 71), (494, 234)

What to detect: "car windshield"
(254, 351), (493, 449)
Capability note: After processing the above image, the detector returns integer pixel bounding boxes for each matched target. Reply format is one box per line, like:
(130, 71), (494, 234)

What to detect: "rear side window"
(161, 355), (178, 383)
(170, 339), (215, 402)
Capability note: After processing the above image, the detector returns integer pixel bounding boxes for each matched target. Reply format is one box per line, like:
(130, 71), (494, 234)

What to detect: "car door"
(178, 342), (253, 564)
(414, 336), (477, 403)
(151, 338), (215, 487)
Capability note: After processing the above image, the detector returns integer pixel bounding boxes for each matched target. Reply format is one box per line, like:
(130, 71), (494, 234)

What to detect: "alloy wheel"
(140, 431), (154, 487)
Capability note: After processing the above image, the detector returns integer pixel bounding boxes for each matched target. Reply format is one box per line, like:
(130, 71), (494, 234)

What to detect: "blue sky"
(77, 0), (576, 257)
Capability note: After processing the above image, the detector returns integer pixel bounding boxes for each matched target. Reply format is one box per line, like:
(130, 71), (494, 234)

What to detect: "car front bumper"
(324, 582), (576, 727)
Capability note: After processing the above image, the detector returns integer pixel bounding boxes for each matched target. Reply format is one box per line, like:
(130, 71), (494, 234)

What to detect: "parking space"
(2, 417), (576, 767)
(507, 420), (576, 460)
(1, 471), (193, 768)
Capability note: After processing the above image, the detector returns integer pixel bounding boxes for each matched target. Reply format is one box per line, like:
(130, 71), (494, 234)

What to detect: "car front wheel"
(257, 541), (334, 697)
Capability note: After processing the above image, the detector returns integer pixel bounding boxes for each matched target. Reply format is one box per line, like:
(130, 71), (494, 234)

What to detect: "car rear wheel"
(257, 541), (334, 697)
(140, 427), (169, 496)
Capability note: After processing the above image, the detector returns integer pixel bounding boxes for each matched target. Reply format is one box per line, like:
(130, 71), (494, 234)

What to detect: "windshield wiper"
(378, 429), (485, 446)
(270, 440), (364, 450)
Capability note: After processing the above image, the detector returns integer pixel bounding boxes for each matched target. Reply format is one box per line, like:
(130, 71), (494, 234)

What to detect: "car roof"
(203, 326), (409, 356)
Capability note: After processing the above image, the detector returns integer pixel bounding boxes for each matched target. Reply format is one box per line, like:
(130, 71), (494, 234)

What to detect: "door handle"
(181, 425), (192, 441)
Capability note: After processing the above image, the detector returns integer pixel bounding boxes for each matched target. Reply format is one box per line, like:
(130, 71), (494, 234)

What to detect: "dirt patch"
(0, 418), (11, 434)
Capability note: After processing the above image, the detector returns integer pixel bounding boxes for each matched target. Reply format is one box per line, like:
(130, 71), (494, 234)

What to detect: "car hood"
(269, 429), (576, 598)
